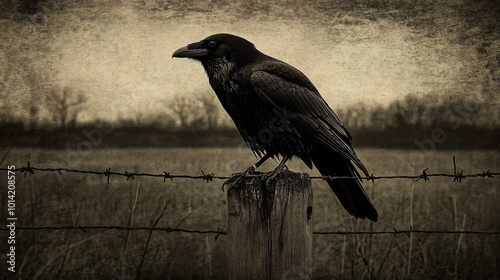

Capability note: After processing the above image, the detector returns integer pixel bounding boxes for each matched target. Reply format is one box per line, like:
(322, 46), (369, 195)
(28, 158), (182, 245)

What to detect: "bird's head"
(172, 33), (263, 67)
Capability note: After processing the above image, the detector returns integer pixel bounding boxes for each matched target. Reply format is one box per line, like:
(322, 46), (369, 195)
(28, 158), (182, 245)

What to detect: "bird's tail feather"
(312, 150), (378, 222)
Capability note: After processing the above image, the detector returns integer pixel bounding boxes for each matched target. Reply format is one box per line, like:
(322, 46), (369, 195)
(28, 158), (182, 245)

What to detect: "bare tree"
(199, 94), (219, 130)
(45, 86), (87, 130)
(339, 102), (370, 129)
(20, 62), (44, 131)
(386, 94), (429, 129)
(170, 95), (210, 129)
(370, 104), (390, 130)
(171, 96), (193, 129)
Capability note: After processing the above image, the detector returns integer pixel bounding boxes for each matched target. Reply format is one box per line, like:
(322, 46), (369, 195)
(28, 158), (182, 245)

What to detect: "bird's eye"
(208, 40), (217, 48)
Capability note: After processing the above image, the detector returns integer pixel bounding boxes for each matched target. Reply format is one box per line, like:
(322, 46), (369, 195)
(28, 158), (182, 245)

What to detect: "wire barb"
(163, 171), (173, 182)
(393, 227), (399, 238)
(482, 170), (493, 178)
(368, 173), (376, 183)
(124, 171), (135, 180)
(201, 170), (215, 183)
(20, 161), (34, 177)
(453, 156), (465, 183)
(214, 227), (222, 240)
(419, 168), (429, 181)
(103, 168), (111, 184)
(78, 225), (86, 233)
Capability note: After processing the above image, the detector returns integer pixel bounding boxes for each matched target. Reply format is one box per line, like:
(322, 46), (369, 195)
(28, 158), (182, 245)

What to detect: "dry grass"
(0, 147), (499, 279)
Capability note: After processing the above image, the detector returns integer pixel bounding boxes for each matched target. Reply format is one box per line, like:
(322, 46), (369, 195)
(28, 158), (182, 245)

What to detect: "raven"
(173, 33), (377, 222)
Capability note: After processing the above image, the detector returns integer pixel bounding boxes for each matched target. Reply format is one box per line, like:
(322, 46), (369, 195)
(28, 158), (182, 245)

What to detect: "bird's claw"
(222, 165), (258, 192)
(222, 162), (288, 192)
(259, 164), (288, 186)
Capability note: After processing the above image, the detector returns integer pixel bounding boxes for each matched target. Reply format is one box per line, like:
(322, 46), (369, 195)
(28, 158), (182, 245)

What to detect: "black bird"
(173, 34), (378, 222)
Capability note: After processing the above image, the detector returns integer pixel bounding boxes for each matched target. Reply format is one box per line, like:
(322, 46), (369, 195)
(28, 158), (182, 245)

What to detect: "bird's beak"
(172, 41), (208, 58)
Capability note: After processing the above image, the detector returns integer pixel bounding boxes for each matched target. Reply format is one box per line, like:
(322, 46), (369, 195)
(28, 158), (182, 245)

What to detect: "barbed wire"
(0, 157), (497, 183)
(0, 226), (499, 238)
(0, 226), (226, 236)
(314, 228), (500, 237)
(0, 157), (498, 238)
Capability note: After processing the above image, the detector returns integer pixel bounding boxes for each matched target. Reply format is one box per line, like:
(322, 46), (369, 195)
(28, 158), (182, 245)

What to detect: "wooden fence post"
(227, 171), (313, 280)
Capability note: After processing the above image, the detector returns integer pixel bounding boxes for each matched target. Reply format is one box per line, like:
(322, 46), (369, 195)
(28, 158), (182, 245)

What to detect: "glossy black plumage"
(173, 33), (378, 222)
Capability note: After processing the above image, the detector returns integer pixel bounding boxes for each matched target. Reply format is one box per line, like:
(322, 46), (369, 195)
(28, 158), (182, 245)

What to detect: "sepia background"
(0, 0), (499, 279)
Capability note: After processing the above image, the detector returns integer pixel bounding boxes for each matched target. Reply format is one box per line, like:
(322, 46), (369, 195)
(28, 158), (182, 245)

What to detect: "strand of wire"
(0, 157), (497, 184)
(1, 226), (499, 238)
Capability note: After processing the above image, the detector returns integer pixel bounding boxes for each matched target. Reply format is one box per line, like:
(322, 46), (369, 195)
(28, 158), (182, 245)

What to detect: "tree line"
(336, 92), (499, 149)
(1, 91), (498, 149)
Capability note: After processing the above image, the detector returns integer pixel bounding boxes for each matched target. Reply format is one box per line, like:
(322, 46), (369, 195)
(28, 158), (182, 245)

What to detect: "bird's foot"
(260, 164), (288, 186)
(222, 165), (260, 192)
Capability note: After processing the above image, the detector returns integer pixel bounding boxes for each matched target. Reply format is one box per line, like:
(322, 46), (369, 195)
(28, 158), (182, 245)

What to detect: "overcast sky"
(5, 1), (487, 123)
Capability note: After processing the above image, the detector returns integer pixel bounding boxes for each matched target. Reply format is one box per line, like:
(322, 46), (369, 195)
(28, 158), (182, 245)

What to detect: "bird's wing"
(250, 61), (369, 176)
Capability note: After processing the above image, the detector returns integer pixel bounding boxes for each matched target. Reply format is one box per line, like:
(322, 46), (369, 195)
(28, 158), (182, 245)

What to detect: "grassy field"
(0, 147), (499, 279)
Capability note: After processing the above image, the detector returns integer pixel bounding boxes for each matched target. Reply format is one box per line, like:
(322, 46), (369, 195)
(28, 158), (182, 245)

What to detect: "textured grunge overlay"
(0, 1), (499, 279)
